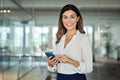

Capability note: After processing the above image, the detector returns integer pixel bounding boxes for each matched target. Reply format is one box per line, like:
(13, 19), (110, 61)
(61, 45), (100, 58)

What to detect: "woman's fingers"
(55, 54), (62, 58)
(47, 54), (70, 64)
(48, 57), (59, 65)
(59, 55), (65, 62)
(59, 55), (69, 63)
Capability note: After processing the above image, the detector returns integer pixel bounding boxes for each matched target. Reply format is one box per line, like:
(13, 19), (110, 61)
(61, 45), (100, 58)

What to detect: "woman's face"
(62, 10), (79, 31)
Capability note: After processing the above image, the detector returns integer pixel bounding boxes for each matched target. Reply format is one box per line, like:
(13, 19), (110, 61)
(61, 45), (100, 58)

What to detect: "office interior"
(0, 0), (120, 80)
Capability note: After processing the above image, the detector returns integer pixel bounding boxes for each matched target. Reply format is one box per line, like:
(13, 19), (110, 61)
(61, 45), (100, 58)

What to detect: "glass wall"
(0, 22), (94, 53)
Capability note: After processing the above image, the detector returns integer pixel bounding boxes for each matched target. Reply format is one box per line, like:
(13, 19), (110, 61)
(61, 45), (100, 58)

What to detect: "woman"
(46, 4), (93, 80)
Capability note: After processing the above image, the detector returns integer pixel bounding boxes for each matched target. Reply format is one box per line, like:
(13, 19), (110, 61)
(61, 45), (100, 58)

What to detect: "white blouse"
(48, 30), (93, 74)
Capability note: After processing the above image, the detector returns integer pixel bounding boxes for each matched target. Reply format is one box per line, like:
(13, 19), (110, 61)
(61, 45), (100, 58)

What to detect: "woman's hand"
(46, 56), (59, 67)
(56, 54), (72, 63)
(56, 55), (69, 63)
(56, 54), (80, 67)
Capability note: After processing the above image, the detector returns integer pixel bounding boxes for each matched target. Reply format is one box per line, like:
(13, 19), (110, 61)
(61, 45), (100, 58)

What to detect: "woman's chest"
(55, 38), (83, 60)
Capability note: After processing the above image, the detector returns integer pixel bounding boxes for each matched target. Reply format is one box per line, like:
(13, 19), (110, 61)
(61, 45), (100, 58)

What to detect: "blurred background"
(0, 0), (120, 80)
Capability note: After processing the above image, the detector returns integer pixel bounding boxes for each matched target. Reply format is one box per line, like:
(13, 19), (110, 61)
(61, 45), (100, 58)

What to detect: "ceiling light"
(7, 10), (11, 13)
(0, 9), (11, 13)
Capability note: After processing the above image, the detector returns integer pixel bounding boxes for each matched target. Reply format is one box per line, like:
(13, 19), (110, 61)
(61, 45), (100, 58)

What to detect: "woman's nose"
(66, 18), (72, 23)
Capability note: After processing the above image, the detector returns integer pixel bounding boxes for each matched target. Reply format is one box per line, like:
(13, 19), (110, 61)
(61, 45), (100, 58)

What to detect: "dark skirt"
(57, 73), (87, 80)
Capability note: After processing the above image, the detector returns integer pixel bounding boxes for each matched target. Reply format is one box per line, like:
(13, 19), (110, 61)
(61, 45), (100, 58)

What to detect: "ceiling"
(1, 0), (120, 25)
(3, 0), (120, 9)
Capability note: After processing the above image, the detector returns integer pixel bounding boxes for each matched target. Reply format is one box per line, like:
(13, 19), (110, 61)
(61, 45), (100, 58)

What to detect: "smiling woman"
(46, 4), (93, 80)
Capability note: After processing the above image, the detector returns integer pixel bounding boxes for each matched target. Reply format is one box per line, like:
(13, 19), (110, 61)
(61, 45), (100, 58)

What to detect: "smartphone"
(45, 51), (60, 63)
(45, 51), (55, 59)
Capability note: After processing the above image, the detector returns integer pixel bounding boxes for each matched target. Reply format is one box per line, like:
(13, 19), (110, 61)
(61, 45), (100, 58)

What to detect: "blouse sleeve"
(47, 64), (57, 72)
(74, 37), (93, 73)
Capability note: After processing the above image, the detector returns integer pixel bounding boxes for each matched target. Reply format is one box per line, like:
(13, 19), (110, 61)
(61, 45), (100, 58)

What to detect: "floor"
(0, 56), (120, 80)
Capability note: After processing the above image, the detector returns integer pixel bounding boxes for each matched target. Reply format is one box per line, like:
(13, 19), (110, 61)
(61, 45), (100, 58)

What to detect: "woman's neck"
(66, 29), (77, 37)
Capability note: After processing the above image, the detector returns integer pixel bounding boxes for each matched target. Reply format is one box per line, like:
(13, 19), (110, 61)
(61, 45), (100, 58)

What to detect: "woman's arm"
(75, 37), (93, 73)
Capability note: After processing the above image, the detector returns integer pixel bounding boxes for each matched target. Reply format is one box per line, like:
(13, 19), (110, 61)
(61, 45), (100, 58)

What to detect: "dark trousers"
(57, 73), (87, 80)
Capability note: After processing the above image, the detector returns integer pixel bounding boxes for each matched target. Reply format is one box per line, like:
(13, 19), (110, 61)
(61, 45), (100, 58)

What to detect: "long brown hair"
(56, 4), (85, 44)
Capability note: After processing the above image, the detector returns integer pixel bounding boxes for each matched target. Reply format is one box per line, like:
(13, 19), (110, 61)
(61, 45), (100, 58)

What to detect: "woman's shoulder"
(77, 31), (89, 40)
(77, 32), (91, 46)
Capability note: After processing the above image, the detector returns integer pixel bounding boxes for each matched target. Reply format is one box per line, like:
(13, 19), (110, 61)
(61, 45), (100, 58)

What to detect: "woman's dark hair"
(56, 4), (85, 44)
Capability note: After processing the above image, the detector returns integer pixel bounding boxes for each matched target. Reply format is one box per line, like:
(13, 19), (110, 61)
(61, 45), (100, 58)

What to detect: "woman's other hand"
(56, 55), (69, 63)
(56, 54), (80, 67)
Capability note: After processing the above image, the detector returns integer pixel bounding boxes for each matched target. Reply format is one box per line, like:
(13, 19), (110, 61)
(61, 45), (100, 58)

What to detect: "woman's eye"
(62, 16), (67, 19)
(71, 16), (75, 18)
